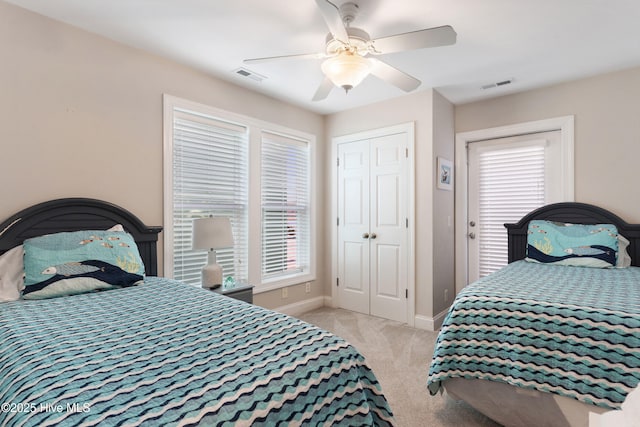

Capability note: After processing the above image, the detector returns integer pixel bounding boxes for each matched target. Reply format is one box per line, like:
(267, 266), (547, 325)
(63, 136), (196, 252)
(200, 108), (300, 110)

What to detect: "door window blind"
(171, 109), (249, 286)
(477, 144), (545, 277)
(261, 132), (310, 281)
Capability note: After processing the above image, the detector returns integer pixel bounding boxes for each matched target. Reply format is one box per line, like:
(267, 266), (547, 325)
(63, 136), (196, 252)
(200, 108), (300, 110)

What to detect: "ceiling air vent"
(481, 78), (514, 90)
(233, 67), (266, 83)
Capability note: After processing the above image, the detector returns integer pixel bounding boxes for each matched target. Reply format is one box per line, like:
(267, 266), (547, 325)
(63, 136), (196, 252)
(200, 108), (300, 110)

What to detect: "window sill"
(254, 273), (315, 294)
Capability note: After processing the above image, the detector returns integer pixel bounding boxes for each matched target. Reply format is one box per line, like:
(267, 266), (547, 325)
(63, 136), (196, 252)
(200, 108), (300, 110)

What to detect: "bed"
(427, 202), (640, 427)
(0, 198), (394, 426)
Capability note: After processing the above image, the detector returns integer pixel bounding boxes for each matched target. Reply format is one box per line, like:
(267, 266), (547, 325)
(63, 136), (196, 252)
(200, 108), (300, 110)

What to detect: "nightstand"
(211, 282), (254, 304)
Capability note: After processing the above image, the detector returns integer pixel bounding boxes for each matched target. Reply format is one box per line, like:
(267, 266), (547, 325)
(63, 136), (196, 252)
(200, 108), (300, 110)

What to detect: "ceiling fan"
(244, 0), (457, 101)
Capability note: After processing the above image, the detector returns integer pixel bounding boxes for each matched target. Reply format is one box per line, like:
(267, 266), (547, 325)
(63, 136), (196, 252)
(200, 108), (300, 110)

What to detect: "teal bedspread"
(428, 260), (640, 409)
(0, 277), (393, 426)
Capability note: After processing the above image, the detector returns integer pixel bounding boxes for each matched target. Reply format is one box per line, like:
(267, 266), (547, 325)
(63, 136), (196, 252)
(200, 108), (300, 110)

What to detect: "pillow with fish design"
(22, 229), (144, 299)
(525, 220), (618, 268)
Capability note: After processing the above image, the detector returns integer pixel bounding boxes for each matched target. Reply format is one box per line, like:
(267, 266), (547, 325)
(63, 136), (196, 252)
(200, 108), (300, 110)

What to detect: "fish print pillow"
(525, 220), (618, 268)
(22, 229), (145, 299)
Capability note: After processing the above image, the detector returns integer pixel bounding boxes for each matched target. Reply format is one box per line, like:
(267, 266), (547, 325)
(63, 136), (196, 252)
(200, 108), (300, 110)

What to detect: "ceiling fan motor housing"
(339, 2), (360, 25)
(325, 27), (371, 55)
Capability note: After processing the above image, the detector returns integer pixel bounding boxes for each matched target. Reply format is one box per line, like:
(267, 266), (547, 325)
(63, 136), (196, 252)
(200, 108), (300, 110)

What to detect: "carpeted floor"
(297, 307), (502, 427)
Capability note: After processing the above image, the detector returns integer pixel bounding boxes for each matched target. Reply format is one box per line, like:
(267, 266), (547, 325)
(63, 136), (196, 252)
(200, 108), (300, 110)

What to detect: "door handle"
(370, 233), (377, 239)
(468, 232), (476, 239)
(362, 233), (369, 239)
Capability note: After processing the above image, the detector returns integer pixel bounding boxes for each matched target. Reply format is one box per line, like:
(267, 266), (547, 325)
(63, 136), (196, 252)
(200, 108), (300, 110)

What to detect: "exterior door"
(337, 132), (408, 322)
(467, 130), (562, 282)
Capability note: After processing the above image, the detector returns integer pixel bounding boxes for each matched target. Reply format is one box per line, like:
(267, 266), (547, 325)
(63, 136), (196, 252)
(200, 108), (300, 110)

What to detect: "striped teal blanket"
(0, 277), (393, 426)
(428, 260), (640, 409)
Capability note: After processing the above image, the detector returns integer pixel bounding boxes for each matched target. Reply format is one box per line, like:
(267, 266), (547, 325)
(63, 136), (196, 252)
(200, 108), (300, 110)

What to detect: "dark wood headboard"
(0, 198), (163, 275)
(505, 202), (640, 267)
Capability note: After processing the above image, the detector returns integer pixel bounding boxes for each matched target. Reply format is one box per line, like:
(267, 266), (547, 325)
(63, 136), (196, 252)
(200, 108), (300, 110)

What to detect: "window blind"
(261, 132), (310, 281)
(477, 144), (545, 277)
(171, 109), (249, 286)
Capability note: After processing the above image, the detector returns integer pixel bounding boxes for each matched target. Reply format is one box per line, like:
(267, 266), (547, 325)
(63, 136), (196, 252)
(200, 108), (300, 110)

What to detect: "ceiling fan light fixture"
(321, 51), (371, 93)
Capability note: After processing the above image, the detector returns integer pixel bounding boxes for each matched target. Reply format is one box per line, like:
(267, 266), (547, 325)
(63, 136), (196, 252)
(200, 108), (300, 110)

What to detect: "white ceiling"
(7, 0), (640, 114)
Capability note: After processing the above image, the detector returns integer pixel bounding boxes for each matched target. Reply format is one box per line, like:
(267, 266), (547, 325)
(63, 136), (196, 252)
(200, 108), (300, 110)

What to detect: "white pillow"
(617, 235), (632, 268)
(0, 245), (25, 302)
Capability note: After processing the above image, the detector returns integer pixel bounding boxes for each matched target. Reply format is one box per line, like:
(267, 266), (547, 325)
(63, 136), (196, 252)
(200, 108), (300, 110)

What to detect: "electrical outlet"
(305, 282), (311, 293)
(282, 287), (288, 299)
(444, 289), (449, 302)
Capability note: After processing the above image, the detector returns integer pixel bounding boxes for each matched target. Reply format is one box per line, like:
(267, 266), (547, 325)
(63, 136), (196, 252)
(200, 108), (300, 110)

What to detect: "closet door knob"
(362, 233), (370, 239)
(370, 233), (377, 239)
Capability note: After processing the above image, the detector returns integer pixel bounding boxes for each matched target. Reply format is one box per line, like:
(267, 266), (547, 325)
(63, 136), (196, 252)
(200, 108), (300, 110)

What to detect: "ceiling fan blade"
(370, 58), (421, 92)
(370, 25), (456, 54)
(315, 0), (349, 44)
(244, 52), (324, 64)
(312, 77), (334, 101)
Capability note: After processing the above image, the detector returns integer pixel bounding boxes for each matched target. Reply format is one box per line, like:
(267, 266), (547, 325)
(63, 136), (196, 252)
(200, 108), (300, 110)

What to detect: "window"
(163, 95), (314, 290)
(169, 110), (249, 286)
(261, 132), (310, 282)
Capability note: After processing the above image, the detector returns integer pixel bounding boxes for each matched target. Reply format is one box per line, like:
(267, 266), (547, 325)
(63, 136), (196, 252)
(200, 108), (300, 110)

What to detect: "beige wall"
(0, 2), (326, 308)
(456, 66), (640, 223)
(7, 0), (637, 320)
(431, 91), (455, 316)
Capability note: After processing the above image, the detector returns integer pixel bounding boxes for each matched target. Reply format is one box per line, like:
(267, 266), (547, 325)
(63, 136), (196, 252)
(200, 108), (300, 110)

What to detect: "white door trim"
(330, 122), (416, 326)
(454, 116), (575, 294)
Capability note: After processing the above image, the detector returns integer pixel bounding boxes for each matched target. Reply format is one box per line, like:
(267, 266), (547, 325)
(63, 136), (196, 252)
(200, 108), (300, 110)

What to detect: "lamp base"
(201, 251), (223, 289)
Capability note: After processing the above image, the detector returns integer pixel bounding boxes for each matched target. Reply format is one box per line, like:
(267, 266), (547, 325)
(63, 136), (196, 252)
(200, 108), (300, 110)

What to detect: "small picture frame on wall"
(437, 157), (453, 191)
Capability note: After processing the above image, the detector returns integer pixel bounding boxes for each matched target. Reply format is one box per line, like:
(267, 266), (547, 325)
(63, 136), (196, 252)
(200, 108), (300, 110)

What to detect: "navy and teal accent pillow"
(23, 229), (145, 299)
(525, 220), (619, 268)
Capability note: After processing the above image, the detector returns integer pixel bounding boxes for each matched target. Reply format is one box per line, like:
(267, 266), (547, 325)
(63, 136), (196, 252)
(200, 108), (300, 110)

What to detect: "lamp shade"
(192, 217), (234, 250)
(321, 51), (372, 93)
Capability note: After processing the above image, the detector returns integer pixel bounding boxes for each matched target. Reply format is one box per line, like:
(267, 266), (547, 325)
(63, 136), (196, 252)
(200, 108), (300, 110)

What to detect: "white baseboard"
(414, 308), (449, 331)
(274, 295), (449, 330)
(274, 296), (325, 317)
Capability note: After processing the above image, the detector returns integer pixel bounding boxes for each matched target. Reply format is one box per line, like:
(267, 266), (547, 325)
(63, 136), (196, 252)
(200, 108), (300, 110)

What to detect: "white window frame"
(163, 94), (316, 292)
(167, 108), (249, 286)
(261, 131), (311, 285)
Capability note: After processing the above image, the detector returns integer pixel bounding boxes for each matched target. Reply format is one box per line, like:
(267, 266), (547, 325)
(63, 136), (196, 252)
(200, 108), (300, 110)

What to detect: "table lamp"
(192, 216), (234, 289)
